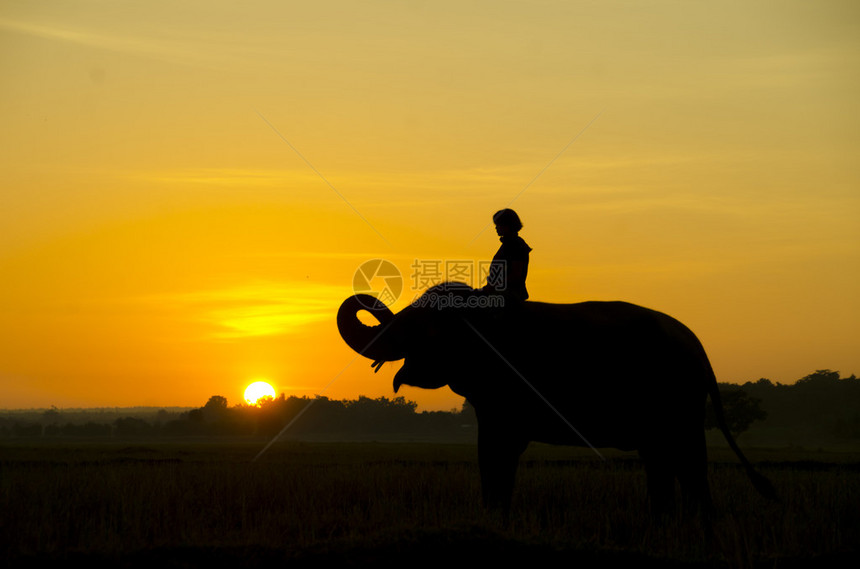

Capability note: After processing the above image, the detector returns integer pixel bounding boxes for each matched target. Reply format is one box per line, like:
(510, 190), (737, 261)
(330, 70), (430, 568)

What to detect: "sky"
(1, 0), (858, 411)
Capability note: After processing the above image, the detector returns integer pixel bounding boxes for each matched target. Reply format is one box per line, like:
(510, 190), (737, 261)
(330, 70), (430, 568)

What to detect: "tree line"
(1, 370), (858, 446)
(711, 370), (860, 447)
(0, 395), (478, 440)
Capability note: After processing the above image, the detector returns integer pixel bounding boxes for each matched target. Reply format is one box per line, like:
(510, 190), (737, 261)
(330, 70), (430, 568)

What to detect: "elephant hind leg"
(678, 467), (714, 541)
(676, 432), (715, 536)
(678, 474), (712, 517)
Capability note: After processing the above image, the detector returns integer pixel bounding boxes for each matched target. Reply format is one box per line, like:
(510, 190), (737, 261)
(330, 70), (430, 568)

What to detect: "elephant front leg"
(478, 429), (528, 514)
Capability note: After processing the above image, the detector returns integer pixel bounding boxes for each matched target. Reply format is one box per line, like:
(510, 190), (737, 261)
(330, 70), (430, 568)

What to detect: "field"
(1, 440), (858, 568)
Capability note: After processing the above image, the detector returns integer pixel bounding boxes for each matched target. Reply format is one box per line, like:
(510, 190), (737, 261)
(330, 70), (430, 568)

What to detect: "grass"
(0, 440), (857, 567)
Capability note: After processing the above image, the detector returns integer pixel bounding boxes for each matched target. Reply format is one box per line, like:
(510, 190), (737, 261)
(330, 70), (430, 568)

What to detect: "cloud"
(0, 18), (247, 71)
(141, 281), (348, 339)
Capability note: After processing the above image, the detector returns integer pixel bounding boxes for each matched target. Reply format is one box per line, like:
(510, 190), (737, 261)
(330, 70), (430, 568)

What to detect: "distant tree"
(114, 417), (152, 437)
(255, 395), (275, 407)
(705, 389), (767, 437)
(796, 369), (841, 385)
(204, 395), (228, 411)
(41, 406), (61, 425)
(459, 400), (477, 426)
(65, 422), (112, 437)
(343, 395), (417, 430)
(253, 393), (293, 436)
(156, 409), (170, 425)
(202, 395), (231, 424)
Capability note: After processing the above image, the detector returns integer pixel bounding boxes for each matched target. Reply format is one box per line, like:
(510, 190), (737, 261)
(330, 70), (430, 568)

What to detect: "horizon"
(1, 367), (855, 414)
(2, 1), (858, 411)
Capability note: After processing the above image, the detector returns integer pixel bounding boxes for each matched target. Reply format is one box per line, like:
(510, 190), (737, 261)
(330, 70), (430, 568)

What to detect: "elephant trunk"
(337, 294), (405, 362)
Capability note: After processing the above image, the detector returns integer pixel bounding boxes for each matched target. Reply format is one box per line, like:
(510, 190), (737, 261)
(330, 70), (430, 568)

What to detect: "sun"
(244, 381), (276, 405)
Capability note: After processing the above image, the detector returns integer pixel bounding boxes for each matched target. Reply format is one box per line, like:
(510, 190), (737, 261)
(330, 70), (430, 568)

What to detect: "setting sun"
(244, 381), (276, 406)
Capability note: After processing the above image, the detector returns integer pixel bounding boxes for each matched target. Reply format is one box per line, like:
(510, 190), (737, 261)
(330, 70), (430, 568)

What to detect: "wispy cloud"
(141, 281), (347, 339)
(0, 18), (248, 71)
(142, 168), (317, 188)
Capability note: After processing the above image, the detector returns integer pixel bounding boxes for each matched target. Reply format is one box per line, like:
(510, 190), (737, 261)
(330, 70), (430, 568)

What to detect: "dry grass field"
(1, 441), (857, 568)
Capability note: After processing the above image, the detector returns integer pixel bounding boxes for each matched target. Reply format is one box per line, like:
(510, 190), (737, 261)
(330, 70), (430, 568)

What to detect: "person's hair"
(492, 208), (523, 231)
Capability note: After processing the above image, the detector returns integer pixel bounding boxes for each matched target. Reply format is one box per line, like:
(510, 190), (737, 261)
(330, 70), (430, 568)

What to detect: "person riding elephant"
(483, 208), (531, 305)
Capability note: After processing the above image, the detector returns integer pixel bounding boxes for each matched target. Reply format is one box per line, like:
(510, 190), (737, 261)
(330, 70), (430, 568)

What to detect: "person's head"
(493, 208), (523, 236)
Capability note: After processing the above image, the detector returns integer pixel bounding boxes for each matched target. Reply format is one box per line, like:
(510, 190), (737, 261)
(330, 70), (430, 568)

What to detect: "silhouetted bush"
(705, 389), (767, 436)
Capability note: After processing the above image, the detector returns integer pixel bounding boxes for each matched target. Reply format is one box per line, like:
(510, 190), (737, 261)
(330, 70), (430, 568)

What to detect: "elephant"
(337, 282), (776, 515)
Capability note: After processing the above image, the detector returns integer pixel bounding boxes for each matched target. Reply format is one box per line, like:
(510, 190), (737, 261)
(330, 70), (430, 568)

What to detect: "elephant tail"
(706, 364), (779, 502)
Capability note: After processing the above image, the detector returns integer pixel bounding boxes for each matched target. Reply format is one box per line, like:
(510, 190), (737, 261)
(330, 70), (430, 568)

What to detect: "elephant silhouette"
(338, 283), (776, 515)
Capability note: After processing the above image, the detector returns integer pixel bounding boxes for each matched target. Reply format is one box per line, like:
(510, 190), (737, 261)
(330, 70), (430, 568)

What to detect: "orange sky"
(1, 1), (858, 410)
